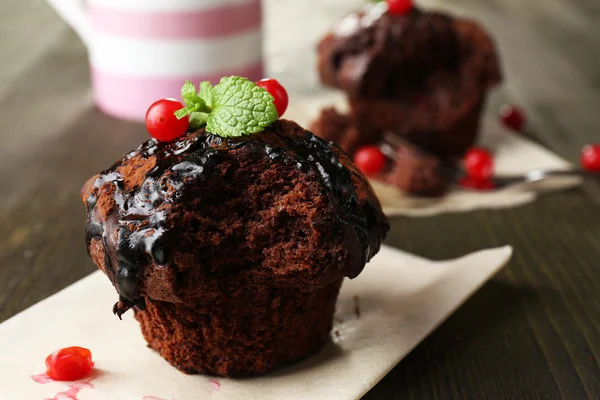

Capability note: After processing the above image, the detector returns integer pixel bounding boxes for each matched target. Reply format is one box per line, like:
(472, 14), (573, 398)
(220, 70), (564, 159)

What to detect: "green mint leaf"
(181, 80), (208, 110)
(199, 81), (214, 108)
(176, 80), (211, 120)
(206, 76), (278, 138)
(180, 80), (199, 107)
(175, 99), (208, 119)
(174, 107), (193, 119)
(189, 112), (208, 129)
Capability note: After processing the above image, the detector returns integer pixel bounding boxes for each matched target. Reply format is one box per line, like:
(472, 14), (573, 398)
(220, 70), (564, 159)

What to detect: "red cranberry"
(581, 144), (600, 172)
(256, 78), (289, 118)
(499, 105), (526, 132)
(386, 0), (414, 15)
(354, 146), (387, 176)
(45, 347), (94, 381)
(464, 148), (494, 180)
(145, 99), (189, 142)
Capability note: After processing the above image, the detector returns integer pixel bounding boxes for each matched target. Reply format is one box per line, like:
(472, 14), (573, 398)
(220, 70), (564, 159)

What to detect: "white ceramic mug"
(47, 0), (264, 122)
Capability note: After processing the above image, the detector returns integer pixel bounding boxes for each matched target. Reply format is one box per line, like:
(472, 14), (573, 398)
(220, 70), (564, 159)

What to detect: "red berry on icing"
(464, 148), (494, 180)
(581, 144), (600, 172)
(386, 0), (414, 15)
(45, 347), (94, 381)
(145, 99), (189, 142)
(354, 145), (387, 176)
(499, 105), (526, 132)
(256, 78), (289, 118)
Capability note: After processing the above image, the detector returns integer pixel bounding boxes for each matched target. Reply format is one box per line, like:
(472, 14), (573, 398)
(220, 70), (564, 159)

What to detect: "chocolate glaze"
(84, 121), (382, 317)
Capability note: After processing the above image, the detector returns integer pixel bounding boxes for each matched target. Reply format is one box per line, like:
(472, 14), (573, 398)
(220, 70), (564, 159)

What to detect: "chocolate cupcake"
(313, 2), (502, 195)
(81, 77), (389, 377)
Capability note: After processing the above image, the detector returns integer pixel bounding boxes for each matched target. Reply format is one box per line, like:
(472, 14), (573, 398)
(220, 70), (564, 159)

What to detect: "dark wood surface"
(1, 0), (600, 399)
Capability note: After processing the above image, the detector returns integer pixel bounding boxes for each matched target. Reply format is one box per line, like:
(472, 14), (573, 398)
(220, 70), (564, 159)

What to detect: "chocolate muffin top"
(82, 120), (389, 317)
(317, 3), (502, 100)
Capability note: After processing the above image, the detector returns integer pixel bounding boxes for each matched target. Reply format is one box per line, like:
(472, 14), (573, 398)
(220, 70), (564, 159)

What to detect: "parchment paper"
(0, 245), (512, 399)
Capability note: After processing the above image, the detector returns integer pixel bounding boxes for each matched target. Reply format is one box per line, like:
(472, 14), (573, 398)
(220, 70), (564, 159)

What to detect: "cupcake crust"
(135, 279), (343, 376)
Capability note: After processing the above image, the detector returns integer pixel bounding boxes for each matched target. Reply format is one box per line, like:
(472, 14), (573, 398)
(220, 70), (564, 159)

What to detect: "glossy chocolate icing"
(84, 121), (383, 317)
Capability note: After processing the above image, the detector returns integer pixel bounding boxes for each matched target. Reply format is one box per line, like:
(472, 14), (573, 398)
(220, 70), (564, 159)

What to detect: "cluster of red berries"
(352, 144), (497, 190)
(352, 105), (599, 190)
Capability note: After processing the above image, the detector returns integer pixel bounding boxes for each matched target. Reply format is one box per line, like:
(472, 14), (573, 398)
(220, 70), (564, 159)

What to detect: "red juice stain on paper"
(31, 373), (53, 384)
(209, 379), (221, 391)
(31, 373), (95, 400)
(45, 380), (94, 400)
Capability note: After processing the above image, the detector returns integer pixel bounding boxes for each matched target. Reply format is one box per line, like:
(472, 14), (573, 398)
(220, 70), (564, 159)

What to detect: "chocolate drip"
(84, 124), (379, 316)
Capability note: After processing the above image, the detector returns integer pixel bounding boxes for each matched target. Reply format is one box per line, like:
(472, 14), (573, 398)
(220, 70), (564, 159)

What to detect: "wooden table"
(1, 0), (599, 398)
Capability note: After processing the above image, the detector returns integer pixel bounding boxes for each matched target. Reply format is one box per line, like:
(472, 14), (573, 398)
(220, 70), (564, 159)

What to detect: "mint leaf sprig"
(175, 76), (278, 138)
(175, 80), (211, 129)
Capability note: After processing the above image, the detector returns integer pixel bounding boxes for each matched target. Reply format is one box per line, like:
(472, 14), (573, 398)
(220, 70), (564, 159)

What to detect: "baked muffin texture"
(82, 119), (389, 376)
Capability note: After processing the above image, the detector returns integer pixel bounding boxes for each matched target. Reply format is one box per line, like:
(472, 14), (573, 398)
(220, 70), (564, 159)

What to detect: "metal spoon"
(473, 168), (592, 192)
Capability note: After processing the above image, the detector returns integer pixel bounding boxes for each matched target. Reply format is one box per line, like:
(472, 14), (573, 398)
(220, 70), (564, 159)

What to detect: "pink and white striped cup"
(47, 0), (264, 122)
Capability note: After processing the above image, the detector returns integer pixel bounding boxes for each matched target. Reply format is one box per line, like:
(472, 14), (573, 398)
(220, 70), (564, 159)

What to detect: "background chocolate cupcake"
(312, 1), (502, 196)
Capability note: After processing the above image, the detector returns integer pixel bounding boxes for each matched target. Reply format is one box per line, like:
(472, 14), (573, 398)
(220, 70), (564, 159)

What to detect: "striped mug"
(46, 0), (264, 122)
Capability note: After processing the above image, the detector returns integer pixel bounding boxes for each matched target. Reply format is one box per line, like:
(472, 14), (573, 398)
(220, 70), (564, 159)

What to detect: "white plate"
(0, 245), (512, 400)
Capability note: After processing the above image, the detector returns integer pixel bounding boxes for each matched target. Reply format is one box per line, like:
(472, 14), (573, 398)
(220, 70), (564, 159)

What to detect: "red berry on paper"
(464, 148), (494, 180)
(45, 346), (94, 381)
(145, 99), (189, 142)
(386, 0), (414, 15)
(499, 105), (526, 132)
(256, 78), (289, 118)
(354, 145), (387, 176)
(581, 144), (600, 172)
